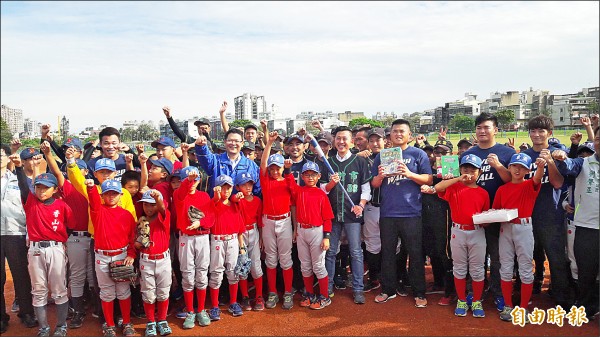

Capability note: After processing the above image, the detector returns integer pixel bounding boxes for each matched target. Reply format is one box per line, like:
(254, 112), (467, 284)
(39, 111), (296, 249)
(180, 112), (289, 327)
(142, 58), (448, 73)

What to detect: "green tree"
(348, 117), (384, 128)
(136, 123), (159, 142)
(0, 118), (12, 144)
(495, 109), (515, 129)
(587, 101), (599, 116)
(448, 114), (475, 132)
(229, 119), (254, 129)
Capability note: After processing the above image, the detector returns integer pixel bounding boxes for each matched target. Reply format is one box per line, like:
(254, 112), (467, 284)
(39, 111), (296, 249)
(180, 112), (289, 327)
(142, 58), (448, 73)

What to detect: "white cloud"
(1, 1), (598, 132)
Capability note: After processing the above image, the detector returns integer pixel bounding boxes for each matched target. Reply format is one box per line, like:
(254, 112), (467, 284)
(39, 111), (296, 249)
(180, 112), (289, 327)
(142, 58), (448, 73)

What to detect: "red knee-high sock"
(195, 288), (206, 312)
(283, 268), (293, 293)
(229, 283), (239, 304)
(501, 280), (514, 307)
(101, 300), (115, 327)
(267, 268), (277, 293)
(156, 299), (169, 321)
(183, 290), (194, 313)
(318, 276), (329, 298)
(520, 282), (533, 310)
(143, 302), (156, 322)
(454, 277), (467, 301)
(239, 279), (249, 297)
(254, 276), (263, 299)
(210, 287), (220, 308)
(119, 297), (131, 324)
(472, 280), (484, 302)
(303, 276), (315, 295)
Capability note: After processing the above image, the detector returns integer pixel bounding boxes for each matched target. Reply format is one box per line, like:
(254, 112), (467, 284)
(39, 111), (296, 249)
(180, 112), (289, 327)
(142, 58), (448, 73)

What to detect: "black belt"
(32, 241), (61, 248)
(71, 231), (91, 237)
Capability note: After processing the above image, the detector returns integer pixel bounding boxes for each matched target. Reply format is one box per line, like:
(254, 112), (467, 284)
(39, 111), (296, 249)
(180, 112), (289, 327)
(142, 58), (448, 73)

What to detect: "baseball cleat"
(240, 296), (252, 311)
(300, 293), (315, 307)
(415, 297), (428, 308)
(37, 327), (51, 337)
(494, 296), (505, 312)
(122, 323), (136, 337)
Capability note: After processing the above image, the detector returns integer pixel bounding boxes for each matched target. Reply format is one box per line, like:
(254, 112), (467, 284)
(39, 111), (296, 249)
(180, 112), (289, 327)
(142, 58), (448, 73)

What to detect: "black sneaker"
(334, 278), (347, 290)
(69, 312), (85, 329)
(52, 325), (68, 337)
(21, 313), (39, 328)
(396, 286), (408, 297)
(364, 280), (381, 293)
(532, 282), (542, 295)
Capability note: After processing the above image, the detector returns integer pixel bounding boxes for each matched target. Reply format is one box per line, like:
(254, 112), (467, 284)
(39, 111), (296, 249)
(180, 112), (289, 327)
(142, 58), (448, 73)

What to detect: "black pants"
(484, 223), (502, 298)
(1, 235), (34, 322)
(422, 202), (454, 296)
(380, 217), (426, 298)
(574, 226), (599, 316)
(291, 243), (304, 291)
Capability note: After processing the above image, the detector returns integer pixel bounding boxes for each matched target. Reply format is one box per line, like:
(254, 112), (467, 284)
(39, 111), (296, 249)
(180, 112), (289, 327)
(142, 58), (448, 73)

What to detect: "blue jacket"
(195, 144), (261, 196)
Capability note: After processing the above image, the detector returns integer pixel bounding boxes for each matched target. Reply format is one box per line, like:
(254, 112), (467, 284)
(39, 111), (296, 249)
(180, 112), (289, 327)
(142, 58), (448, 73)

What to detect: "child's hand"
(420, 185), (435, 194)
(84, 179), (95, 187)
(125, 153), (134, 163)
(284, 159), (292, 169)
(65, 147), (76, 160)
(124, 256), (135, 266)
(40, 141), (51, 155)
(9, 153), (22, 167)
(32, 154), (43, 167)
(187, 170), (199, 181)
(235, 192), (244, 200)
(187, 220), (201, 231)
(535, 157), (547, 167)
(330, 173), (340, 185)
(150, 189), (161, 201)
(138, 152), (148, 165)
(195, 135), (207, 147)
(136, 143), (145, 154)
(213, 186), (222, 199)
(140, 186), (150, 194)
(268, 131), (279, 144)
(442, 173), (455, 179)
(570, 132), (582, 145)
(321, 238), (330, 251)
(181, 143), (190, 152)
(459, 173), (474, 184)
(10, 139), (22, 153)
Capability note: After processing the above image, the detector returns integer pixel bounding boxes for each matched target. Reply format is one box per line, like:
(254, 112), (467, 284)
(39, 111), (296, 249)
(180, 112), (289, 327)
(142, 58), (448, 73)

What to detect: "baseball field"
(3, 263), (598, 336)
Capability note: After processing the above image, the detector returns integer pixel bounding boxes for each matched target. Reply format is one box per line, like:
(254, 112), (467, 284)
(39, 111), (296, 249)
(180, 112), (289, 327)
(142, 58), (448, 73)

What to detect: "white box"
(472, 209), (519, 225)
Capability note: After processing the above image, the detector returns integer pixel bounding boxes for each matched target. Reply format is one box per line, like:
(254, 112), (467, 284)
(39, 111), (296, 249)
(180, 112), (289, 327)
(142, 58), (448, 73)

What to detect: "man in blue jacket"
(195, 128), (261, 197)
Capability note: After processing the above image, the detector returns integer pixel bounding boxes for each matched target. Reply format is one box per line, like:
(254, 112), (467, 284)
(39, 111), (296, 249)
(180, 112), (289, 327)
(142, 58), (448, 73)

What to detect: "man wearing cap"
(162, 106), (217, 153)
(18, 147), (43, 188)
(195, 129), (260, 197)
(40, 124), (93, 177)
(460, 113), (515, 312)
(521, 115), (571, 308)
(241, 141), (256, 161)
(244, 125), (259, 144)
(1, 144), (38, 333)
(88, 127), (140, 183)
(457, 138), (473, 156)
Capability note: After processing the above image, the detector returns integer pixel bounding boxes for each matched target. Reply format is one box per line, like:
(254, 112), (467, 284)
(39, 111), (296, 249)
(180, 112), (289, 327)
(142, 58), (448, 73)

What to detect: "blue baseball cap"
(267, 154), (285, 167)
(179, 166), (200, 181)
(138, 190), (161, 204)
(301, 161), (320, 174)
(509, 153), (532, 169)
(100, 179), (122, 194)
(75, 159), (88, 171)
(20, 147), (40, 160)
(168, 168), (182, 181)
(215, 174), (234, 187)
(460, 154), (483, 169)
(150, 158), (174, 175)
(577, 141), (595, 155)
(151, 136), (176, 149)
(34, 173), (58, 188)
(235, 172), (255, 185)
(548, 137), (560, 146)
(95, 158), (116, 172)
(285, 134), (304, 145)
(62, 137), (83, 151)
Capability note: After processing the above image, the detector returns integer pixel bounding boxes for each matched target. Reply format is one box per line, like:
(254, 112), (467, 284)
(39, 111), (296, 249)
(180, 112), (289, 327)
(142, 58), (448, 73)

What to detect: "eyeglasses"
(225, 139), (242, 144)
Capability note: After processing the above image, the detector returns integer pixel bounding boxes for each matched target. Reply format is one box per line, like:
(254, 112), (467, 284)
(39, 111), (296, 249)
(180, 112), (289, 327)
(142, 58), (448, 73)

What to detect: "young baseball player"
(260, 131), (296, 310)
(172, 166), (215, 329)
(40, 141), (94, 329)
(11, 154), (75, 337)
(287, 161), (335, 310)
(231, 172), (265, 311)
(85, 178), (137, 337)
(430, 154), (490, 318)
(493, 153), (545, 322)
(136, 189), (172, 336)
(121, 170), (143, 219)
(208, 175), (246, 320)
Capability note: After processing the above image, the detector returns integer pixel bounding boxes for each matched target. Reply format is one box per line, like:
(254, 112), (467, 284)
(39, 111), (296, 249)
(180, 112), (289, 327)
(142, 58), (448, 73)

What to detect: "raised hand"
(539, 149), (553, 164)
(40, 141), (51, 155)
(150, 189), (161, 201)
(195, 135), (207, 147)
(551, 150), (567, 161)
(438, 126), (447, 140)
(180, 143), (190, 152)
(187, 169), (199, 181)
(298, 128), (307, 136)
(10, 139), (22, 154)
(591, 114), (599, 129)
(138, 152), (148, 165)
(125, 153), (134, 164)
(268, 131), (279, 144)
(535, 157), (547, 168)
(570, 132), (583, 145)
(284, 159), (292, 169)
(235, 192), (244, 200)
(580, 116), (591, 126)
(260, 119), (268, 131)
(415, 134), (426, 146)
(311, 120), (324, 131)
(507, 137), (515, 149)
(135, 144), (145, 154)
(117, 143), (130, 152)
(65, 147), (76, 160)
(84, 179), (95, 187)
(219, 101), (228, 114)
(41, 124), (51, 139)
(162, 106), (171, 118)
(487, 153), (502, 169)
(213, 186), (222, 200)
(32, 154), (43, 167)
(8, 153), (21, 167)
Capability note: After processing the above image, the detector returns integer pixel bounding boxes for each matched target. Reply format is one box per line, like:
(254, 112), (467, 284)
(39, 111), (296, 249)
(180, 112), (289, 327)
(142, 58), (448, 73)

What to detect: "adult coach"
(371, 119), (432, 308)
(87, 127), (140, 182)
(460, 112), (514, 311)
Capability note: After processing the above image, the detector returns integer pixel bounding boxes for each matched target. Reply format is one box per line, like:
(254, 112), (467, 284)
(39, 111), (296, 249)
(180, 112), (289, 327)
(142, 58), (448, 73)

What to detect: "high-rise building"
(23, 118), (42, 139)
(234, 93), (268, 121)
(1, 104), (24, 136)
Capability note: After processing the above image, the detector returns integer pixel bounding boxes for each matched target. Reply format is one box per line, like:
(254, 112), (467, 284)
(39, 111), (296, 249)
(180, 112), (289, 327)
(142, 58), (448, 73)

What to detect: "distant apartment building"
(548, 93), (597, 127)
(234, 93), (272, 121)
(1, 104), (24, 136)
(337, 111), (365, 123)
(373, 111), (398, 121)
(23, 118), (42, 139)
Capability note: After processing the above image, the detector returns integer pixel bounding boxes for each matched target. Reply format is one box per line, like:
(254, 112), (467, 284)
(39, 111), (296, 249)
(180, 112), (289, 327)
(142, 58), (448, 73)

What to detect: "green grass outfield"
(430, 128), (588, 148)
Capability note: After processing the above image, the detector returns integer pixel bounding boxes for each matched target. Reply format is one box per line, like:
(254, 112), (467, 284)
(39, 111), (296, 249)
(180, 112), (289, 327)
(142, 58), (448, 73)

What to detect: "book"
(441, 155), (459, 177)
(380, 147), (403, 176)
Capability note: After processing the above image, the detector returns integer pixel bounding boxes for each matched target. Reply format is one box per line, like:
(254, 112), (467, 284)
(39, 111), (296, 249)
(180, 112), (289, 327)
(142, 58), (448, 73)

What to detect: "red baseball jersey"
(212, 201), (245, 236)
(87, 185), (137, 258)
(492, 179), (541, 219)
(173, 177), (215, 235)
(438, 183), (490, 226)
(58, 180), (89, 231)
(290, 184), (334, 233)
(24, 193), (74, 243)
(260, 169), (294, 216)
(151, 181), (172, 211)
(132, 192), (144, 220)
(237, 196), (263, 228)
(141, 210), (171, 255)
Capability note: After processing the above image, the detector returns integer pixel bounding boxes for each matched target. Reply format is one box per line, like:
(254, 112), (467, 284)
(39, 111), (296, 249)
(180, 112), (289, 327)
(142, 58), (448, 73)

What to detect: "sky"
(1, 1), (599, 133)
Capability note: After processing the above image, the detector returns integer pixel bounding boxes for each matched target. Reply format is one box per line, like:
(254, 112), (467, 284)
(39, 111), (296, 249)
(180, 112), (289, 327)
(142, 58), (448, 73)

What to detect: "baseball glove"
(234, 251), (252, 278)
(188, 205), (205, 224)
(109, 260), (138, 284)
(134, 216), (151, 250)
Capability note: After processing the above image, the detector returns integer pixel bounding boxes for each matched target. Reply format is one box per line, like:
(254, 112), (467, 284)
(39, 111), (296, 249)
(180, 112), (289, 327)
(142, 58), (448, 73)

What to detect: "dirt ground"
(1, 263), (598, 336)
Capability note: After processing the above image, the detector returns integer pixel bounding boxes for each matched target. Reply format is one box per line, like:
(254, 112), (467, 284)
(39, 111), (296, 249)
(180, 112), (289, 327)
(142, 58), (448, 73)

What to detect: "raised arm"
(219, 101), (229, 133)
(580, 117), (595, 142)
(138, 152), (149, 190)
(261, 131), (279, 173)
(124, 153), (135, 172)
(181, 143), (190, 168)
(66, 147), (89, 199)
(163, 106), (188, 143)
(150, 189), (166, 217)
(539, 148), (564, 190)
(40, 124), (66, 163)
(10, 154), (29, 203)
(40, 141), (65, 187)
(433, 176), (461, 193)
(532, 158), (546, 186)
(195, 135), (216, 174)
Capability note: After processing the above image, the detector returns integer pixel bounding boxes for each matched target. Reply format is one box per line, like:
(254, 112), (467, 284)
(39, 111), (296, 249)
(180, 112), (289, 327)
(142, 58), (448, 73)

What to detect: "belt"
(31, 241), (62, 248)
(212, 234), (236, 241)
(264, 212), (290, 221)
(179, 230), (210, 237)
(95, 247), (127, 257)
(452, 223), (480, 231)
(298, 223), (318, 229)
(510, 217), (532, 225)
(71, 231), (91, 237)
(141, 250), (169, 260)
(369, 202), (380, 208)
(245, 223), (257, 231)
